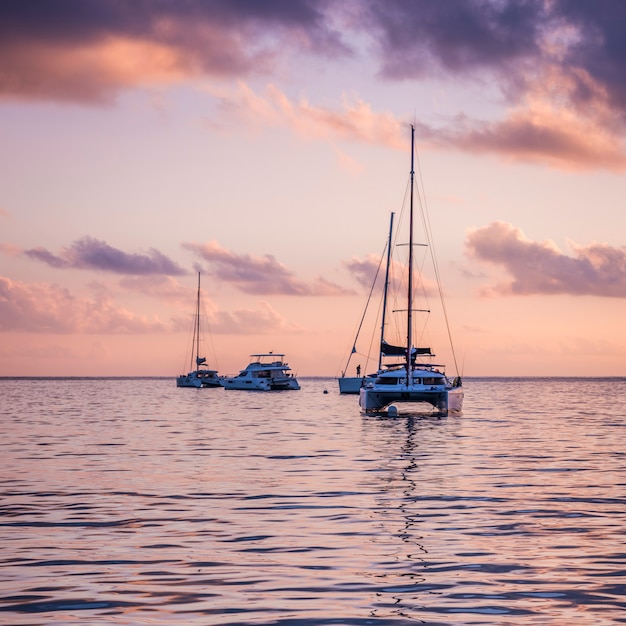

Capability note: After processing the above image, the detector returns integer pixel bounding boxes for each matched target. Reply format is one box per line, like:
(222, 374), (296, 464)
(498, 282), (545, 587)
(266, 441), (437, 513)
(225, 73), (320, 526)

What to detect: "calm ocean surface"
(1, 377), (625, 625)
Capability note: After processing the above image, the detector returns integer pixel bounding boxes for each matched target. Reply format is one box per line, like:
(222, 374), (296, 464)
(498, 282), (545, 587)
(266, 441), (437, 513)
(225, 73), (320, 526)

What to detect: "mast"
(195, 272), (201, 368)
(378, 211), (395, 371)
(406, 125), (415, 386)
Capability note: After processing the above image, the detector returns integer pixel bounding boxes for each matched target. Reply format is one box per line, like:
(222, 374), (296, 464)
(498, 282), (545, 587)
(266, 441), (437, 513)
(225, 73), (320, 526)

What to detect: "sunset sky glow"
(1, 0), (625, 377)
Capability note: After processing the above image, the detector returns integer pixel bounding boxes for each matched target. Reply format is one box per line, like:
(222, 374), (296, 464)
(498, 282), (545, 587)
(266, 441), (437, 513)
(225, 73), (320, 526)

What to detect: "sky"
(1, 0), (626, 378)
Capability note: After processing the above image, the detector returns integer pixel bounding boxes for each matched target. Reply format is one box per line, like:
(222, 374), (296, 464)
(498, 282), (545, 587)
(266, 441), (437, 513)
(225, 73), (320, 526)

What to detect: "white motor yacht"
(222, 353), (300, 391)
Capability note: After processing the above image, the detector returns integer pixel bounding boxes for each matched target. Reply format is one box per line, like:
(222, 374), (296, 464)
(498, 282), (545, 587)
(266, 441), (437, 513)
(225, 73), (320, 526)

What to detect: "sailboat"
(176, 272), (222, 388)
(338, 212), (395, 393)
(359, 125), (463, 414)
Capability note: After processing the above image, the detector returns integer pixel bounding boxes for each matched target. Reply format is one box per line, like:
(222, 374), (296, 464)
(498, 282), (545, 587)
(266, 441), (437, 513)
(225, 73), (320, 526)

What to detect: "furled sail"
(380, 340), (432, 360)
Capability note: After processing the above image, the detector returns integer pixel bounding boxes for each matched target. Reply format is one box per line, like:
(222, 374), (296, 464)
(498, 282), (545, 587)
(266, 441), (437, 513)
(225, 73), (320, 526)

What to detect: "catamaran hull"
(337, 376), (364, 394)
(176, 371), (222, 388)
(359, 386), (463, 414)
(176, 375), (202, 388)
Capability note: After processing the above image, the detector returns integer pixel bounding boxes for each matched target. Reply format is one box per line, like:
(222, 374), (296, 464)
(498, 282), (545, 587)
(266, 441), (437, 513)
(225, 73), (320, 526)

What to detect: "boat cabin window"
(376, 376), (400, 385)
(422, 377), (444, 386)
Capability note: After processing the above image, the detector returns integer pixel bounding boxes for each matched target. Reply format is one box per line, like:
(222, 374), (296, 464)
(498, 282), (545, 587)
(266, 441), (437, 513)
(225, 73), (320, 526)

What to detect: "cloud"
(362, 0), (626, 168)
(212, 301), (302, 335)
(343, 253), (384, 290)
(3, 1), (626, 169)
(0, 242), (21, 257)
(169, 299), (299, 335)
(25, 237), (187, 276)
(118, 275), (194, 305)
(451, 104), (626, 172)
(0, 0), (346, 103)
(466, 221), (626, 297)
(413, 64), (626, 171)
(209, 82), (405, 149)
(0, 276), (167, 333)
(184, 240), (352, 295)
(364, 0), (626, 115)
(365, 0), (545, 81)
(344, 249), (438, 298)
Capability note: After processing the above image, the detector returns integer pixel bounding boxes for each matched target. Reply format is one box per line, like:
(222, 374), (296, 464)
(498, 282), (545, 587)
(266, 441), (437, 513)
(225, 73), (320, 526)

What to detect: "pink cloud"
(184, 240), (353, 296)
(118, 275), (196, 306)
(209, 82), (406, 150)
(3, 3), (626, 171)
(211, 301), (301, 335)
(466, 221), (626, 297)
(0, 242), (21, 257)
(0, 2), (345, 103)
(0, 276), (167, 333)
(423, 66), (626, 171)
(344, 252), (438, 297)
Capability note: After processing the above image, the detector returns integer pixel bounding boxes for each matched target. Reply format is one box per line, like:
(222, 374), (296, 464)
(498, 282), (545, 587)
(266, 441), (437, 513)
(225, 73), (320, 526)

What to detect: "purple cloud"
(0, 0), (346, 102)
(25, 237), (187, 276)
(1, 1), (622, 111)
(184, 240), (353, 296)
(466, 221), (626, 297)
(3, 1), (626, 169)
(364, 0), (544, 81)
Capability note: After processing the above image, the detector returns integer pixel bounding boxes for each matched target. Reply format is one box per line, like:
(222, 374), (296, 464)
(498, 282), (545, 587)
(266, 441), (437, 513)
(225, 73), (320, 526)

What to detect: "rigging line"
(199, 293), (220, 370)
(339, 232), (388, 376)
(414, 148), (461, 376)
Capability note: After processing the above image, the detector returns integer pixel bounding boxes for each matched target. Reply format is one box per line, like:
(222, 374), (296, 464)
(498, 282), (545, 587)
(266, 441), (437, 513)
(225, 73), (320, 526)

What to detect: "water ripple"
(1, 377), (625, 624)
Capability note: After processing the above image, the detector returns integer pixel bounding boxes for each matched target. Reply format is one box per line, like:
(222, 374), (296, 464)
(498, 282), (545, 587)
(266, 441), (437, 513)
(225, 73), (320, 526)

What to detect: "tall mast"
(195, 272), (201, 366)
(378, 211), (395, 371)
(406, 125), (415, 385)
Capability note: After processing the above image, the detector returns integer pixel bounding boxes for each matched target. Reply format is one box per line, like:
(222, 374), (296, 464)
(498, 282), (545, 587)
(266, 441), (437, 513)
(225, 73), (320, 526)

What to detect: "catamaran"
(176, 273), (222, 388)
(359, 125), (463, 414)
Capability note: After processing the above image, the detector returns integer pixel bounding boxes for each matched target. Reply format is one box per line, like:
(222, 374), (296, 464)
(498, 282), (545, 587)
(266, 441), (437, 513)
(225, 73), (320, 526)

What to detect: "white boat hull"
(337, 376), (364, 394)
(359, 383), (463, 414)
(176, 370), (222, 388)
(177, 374), (202, 388)
(222, 377), (300, 391)
(223, 352), (300, 391)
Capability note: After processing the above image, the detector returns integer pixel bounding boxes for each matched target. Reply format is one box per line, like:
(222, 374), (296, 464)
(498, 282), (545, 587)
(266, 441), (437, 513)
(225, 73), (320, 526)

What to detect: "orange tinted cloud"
(0, 2), (343, 103)
(210, 82), (405, 149)
(0, 37), (192, 103)
(3, 2), (626, 168)
(431, 62), (626, 171)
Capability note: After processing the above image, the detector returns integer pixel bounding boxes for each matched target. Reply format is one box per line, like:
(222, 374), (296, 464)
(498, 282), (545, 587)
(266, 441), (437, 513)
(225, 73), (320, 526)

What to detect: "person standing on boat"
(356, 364), (361, 377)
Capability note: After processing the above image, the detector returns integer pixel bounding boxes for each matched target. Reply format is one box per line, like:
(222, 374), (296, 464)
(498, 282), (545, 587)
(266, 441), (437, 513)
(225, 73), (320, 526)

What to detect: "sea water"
(1, 377), (625, 625)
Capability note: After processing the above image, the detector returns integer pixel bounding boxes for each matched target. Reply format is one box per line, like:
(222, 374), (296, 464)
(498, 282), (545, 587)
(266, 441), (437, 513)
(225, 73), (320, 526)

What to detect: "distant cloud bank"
(2, 0), (626, 169)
